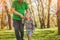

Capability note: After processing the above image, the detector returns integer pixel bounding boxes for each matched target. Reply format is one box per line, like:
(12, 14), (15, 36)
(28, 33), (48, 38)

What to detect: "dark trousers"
(13, 20), (24, 40)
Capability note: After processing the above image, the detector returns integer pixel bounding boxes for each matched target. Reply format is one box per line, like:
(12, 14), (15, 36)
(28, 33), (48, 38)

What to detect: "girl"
(25, 13), (35, 40)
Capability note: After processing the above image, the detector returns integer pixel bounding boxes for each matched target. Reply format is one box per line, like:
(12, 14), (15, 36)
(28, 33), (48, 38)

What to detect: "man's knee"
(20, 26), (24, 32)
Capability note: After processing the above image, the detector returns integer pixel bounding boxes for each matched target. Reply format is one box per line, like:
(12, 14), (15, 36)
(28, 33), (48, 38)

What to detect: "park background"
(0, 0), (60, 40)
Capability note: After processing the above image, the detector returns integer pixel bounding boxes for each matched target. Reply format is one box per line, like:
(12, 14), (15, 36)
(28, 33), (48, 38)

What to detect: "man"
(12, 0), (28, 40)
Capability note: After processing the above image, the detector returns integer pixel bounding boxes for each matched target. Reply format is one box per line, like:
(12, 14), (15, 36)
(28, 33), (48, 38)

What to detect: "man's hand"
(12, 8), (24, 19)
(19, 14), (24, 19)
(32, 30), (34, 33)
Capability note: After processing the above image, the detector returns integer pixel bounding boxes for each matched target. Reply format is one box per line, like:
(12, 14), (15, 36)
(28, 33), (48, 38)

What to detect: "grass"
(0, 27), (60, 40)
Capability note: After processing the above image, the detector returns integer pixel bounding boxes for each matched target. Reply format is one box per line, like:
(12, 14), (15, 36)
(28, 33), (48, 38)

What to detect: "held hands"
(19, 14), (24, 19)
(32, 30), (34, 33)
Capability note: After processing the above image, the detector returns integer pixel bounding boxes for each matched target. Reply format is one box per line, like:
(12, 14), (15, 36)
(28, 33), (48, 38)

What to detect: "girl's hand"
(32, 30), (34, 33)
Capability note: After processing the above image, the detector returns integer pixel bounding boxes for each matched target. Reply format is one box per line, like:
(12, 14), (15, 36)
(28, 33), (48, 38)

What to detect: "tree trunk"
(37, 0), (42, 28)
(39, 0), (45, 28)
(1, 8), (4, 29)
(5, 5), (12, 30)
(47, 0), (51, 28)
(57, 0), (60, 35)
(57, 11), (60, 35)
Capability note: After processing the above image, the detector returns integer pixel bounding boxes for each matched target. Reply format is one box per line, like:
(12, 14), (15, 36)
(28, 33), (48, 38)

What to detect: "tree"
(47, 0), (51, 28)
(0, 0), (7, 29)
(57, 0), (60, 35)
(37, 0), (45, 28)
(3, 1), (12, 30)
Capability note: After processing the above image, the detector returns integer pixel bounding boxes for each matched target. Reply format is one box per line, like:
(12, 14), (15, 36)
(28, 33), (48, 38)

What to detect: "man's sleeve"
(12, 1), (15, 8)
(25, 2), (28, 10)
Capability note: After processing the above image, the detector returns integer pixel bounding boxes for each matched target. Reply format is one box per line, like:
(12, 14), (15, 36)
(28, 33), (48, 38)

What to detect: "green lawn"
(0, 28), (60, 40)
